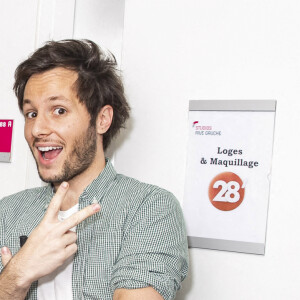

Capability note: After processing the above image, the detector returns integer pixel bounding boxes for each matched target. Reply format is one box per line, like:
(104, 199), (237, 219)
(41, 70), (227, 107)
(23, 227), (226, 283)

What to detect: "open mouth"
(38, 146), (63, 160)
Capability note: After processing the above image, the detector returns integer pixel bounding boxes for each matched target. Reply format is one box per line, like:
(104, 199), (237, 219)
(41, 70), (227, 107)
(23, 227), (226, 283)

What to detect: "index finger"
(44, 182), (69, 220)
(59, 203), (101, 233)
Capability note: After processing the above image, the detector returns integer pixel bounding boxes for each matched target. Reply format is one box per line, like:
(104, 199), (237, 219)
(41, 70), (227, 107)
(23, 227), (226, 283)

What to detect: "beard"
(32, 125), (97, 184)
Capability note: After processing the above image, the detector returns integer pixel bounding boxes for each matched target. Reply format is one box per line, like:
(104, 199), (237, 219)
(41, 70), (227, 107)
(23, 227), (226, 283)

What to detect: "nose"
(31, 113), (51, 138)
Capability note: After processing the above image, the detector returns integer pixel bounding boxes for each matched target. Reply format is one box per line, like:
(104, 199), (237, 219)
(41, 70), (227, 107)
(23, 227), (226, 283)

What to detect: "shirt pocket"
(85, 230), (122, 281)
(7, 233), (23, 256)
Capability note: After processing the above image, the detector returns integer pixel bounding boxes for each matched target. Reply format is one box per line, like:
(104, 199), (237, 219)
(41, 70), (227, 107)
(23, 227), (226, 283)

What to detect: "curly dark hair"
(13, 39), (130, 151)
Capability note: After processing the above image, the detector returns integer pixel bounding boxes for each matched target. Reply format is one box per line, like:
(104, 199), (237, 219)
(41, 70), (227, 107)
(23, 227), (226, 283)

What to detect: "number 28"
(213, 180), (240, 203)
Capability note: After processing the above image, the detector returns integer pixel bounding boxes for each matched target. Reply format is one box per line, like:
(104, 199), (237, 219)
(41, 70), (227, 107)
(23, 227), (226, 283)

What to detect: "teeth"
(38, 146), (62, 152)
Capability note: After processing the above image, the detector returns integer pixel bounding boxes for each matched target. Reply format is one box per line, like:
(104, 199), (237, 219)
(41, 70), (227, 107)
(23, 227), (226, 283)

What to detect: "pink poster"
(0, 120), (14, 162)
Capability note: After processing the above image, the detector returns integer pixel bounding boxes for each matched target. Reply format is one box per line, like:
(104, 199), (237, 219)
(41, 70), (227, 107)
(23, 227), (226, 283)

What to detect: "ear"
(96, 105), (113, 134)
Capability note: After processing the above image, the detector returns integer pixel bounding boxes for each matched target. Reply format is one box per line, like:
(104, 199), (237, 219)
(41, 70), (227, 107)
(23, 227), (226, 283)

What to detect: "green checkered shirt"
(0, 160), (189, 299)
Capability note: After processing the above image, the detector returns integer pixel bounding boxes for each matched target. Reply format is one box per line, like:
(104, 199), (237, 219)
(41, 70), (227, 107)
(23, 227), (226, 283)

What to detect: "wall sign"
(183, 100), (276, 255)
(0, 119), (14, 162)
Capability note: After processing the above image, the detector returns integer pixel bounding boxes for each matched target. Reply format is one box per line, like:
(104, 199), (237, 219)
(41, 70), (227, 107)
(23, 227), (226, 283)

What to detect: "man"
(0, 40), (188, 300)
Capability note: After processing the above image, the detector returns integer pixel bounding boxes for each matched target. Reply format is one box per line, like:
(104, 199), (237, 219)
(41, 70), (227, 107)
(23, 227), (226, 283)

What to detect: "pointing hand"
(3, 181), (100, 289)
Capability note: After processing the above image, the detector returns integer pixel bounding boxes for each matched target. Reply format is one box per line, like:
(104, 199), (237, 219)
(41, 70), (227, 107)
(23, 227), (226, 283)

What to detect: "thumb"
(1, 246), (12, 267)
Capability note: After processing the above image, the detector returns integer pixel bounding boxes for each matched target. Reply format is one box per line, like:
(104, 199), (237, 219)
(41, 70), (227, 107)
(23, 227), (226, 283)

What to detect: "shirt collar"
(80, 158), (117, 205)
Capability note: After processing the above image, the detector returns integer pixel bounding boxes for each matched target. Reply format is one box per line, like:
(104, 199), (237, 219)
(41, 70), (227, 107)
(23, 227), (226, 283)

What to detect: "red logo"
(208, 172), (245, 211)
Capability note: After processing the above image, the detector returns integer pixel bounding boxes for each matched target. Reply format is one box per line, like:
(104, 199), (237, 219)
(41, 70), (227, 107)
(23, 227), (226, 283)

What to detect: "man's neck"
(54, 154), (106, 211)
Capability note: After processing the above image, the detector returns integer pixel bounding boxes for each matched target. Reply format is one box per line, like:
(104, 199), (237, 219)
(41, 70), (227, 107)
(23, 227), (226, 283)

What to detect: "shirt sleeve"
(110, 190), (189, 300)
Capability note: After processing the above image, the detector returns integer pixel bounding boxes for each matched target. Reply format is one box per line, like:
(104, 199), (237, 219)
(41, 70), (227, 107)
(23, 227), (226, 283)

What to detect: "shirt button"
(92, 197), (98, 204)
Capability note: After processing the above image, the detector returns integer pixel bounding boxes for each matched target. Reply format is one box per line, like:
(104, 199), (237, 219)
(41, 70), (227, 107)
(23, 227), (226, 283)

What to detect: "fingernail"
(61, 182), (68, 189)
(1, 247), (8, 255)
(92, 204), (101, 212)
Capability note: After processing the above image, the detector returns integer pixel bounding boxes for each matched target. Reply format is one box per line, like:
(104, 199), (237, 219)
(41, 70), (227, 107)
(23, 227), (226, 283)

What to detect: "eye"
(26, 111), (37, 119)
(54, 108), (67, 115)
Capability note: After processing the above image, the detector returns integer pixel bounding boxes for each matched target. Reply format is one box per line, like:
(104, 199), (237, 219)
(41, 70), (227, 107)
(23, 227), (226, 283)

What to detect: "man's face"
(23, 67), (98, 184)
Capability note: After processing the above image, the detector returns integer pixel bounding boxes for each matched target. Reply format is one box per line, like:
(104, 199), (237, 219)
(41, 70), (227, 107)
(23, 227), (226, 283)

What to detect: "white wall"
(116, 0), (300, 299)
(1, 1), (299, 299)
(73, 0), (125, 65)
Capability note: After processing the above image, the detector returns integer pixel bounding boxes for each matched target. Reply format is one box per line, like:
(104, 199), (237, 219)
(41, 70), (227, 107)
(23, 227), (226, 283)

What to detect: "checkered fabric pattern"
(0, 160), (189, 300)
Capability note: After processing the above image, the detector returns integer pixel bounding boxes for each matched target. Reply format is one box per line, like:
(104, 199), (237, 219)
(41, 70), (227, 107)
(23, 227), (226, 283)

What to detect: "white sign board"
(183, 100), (276, 255)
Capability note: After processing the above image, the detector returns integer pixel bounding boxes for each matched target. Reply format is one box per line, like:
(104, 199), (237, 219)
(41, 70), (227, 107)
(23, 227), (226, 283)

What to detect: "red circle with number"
(208, 172), (245, 211)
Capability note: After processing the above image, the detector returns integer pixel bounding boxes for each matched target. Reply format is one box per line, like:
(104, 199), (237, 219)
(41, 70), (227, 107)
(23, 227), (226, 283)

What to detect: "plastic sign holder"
(0, 119), (14, 163)
(183, 100), (276, 255)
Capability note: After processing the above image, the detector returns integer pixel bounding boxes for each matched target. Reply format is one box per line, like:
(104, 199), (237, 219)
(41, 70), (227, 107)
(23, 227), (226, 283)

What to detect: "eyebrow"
(48, 95), (71, 102)
(23, 99), (32, 106)
(23, 95), (71, 107)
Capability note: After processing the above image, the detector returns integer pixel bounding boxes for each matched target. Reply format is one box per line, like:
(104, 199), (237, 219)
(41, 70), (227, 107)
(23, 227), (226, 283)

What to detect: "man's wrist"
(3, 255), (33, 291)
(0, 258), (31, 300)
